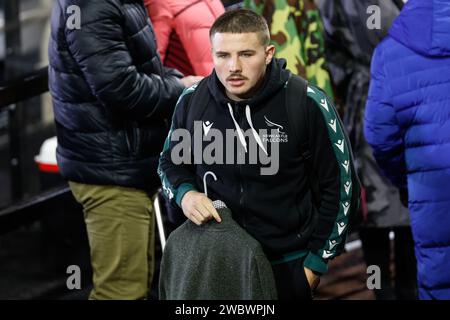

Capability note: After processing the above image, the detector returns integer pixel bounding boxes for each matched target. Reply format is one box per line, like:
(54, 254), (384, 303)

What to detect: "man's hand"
(180, 76), (204, 88)
(304, 267), (321, 292)
(181, 191), (221, 225)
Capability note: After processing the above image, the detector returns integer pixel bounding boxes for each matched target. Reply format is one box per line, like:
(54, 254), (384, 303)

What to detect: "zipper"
(124, 122), (132, 154)
(125, 122), (140, 157)
(239, 168), (245, 228)
(235, 102), (247, 228)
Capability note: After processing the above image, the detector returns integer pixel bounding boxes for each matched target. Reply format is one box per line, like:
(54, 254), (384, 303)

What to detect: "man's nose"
(229, 56), (242, 73)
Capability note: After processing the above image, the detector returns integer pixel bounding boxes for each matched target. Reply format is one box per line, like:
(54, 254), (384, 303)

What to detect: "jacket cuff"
(304, 251), (329, 275)
(175, 183), (197, 208)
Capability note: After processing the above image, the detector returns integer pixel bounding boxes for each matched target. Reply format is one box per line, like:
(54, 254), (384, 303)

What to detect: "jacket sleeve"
(158, 86), (199, 207)
(64, 1), (184, 121)
(144, 0), (173, 62)
(303, 87), (353, 275)
(175, 1), (224, 76)
(300, 2), (335, 100)
(364, 46), (407, 189)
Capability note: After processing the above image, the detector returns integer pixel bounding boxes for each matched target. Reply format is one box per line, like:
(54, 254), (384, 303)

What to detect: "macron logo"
(203, 121), (213, 136)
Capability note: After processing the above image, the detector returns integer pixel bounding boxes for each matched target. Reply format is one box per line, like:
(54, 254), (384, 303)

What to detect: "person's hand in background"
(180, 76), (204, 87)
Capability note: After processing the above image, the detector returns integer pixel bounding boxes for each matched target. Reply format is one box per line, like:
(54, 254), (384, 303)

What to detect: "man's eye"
(241, 53), (253, 57)
(217, 54), (227, 58)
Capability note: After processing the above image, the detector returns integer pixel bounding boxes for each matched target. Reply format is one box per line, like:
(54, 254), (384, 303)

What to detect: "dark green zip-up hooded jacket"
(158, 58), (354, 274)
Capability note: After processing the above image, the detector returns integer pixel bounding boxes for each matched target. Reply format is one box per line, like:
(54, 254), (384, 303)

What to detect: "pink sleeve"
(144, 0), (174, 62)
(175, 0), (225, 76)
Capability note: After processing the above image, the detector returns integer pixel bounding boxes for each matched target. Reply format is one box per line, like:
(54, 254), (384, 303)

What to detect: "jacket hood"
(207, 58), (291, 109)
(205, 58), (291, 157)
(389, 0), (450, 57)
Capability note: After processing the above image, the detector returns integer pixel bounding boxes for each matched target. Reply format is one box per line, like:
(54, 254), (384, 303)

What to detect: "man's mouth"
(227, 77), (246, 87)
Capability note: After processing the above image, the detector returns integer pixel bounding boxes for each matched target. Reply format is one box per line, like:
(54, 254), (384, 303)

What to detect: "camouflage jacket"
(244, 0), (334, 100)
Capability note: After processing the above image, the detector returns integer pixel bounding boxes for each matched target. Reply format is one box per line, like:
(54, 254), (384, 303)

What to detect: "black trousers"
(359, 226), (417, 300)
(271, 257), (312, 300)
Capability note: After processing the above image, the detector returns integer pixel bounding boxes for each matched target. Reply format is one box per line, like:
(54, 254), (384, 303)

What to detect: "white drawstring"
(227, 103), (248, 152)
(245, 105), (268, 155)
(227, 103), (268, 156)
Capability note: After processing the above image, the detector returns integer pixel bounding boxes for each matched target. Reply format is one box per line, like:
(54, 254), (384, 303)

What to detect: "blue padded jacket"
(364, 0), (450, 300)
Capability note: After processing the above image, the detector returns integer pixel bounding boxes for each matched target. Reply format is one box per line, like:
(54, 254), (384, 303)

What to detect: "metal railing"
(0, 66), (48, 108)
(1, 66), (49, 201)
(0, 185), (70, 235)
(0, 66), (73, 234)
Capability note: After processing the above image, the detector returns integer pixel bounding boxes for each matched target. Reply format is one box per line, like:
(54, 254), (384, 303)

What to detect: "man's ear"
(265, 45), (275, 65)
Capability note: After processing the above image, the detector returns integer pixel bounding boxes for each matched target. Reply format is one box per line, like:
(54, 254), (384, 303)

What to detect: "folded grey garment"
(160, 197), (278, 299)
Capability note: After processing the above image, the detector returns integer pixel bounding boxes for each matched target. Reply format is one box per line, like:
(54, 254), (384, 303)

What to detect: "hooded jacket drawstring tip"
(227, 103), (268, 156)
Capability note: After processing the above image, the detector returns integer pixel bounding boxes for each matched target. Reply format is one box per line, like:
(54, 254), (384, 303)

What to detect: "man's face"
(211, 32), (275, 101)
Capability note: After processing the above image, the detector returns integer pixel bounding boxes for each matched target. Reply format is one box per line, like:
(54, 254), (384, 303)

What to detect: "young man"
(49, 0), (201, 299)
(158, 9), (355, 300)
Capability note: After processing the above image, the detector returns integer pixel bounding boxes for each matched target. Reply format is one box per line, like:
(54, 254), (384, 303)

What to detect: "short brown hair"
(210, 9), (270, 46)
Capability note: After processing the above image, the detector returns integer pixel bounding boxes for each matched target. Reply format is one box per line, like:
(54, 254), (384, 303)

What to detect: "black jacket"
(319, 0), (410, 228)
(49, 0), (184, 190)
(158, 59), (353, 274)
